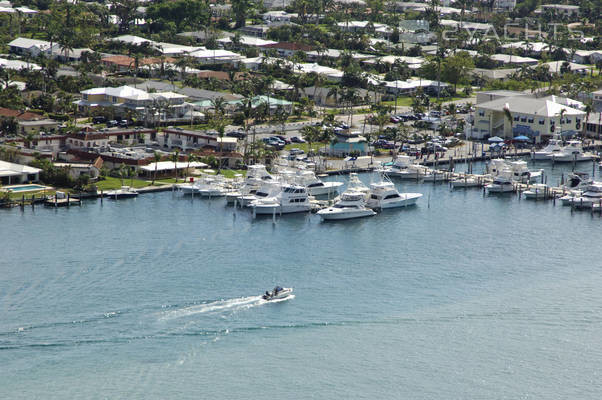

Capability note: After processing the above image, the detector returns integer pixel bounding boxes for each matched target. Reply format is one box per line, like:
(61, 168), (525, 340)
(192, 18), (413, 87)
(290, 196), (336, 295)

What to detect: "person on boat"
(265, 291), (270, 298)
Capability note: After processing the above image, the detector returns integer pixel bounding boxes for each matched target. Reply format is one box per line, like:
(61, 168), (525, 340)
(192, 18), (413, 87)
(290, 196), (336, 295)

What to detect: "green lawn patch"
(95, 176), (152, 191)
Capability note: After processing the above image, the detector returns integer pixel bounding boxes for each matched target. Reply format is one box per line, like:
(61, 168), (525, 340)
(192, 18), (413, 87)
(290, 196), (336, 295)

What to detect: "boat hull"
(318, 208), (376, 220)
(367, 193), (422, 209)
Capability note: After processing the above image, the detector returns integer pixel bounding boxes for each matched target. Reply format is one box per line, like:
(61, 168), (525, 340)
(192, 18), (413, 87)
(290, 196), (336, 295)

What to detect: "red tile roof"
(0, 107), (42, 121)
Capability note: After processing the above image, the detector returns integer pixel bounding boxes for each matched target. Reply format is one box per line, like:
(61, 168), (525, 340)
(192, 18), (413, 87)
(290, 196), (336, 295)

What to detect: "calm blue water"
(2, 160), (602, 399)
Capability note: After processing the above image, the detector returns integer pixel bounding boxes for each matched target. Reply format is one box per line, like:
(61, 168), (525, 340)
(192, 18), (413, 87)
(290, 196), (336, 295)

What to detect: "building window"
(478, 111), (485, 117)
(513, 116), (519, 121)
(539, 119), (545, 125)
(528, 118), (534, 123)
(520, 116), (527, 122)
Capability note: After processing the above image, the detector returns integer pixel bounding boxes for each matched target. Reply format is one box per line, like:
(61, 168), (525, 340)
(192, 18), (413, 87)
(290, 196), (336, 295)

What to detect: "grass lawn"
(6, 189), (59, 201)
(95, 176), (153, 191)
(216, 169), (246, 179)
(284, 142), (327, 154)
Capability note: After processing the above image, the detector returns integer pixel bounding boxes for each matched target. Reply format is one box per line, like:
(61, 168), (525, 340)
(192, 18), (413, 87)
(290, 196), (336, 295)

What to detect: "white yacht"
(531, 138), (563, 160)
(238, 181), (282, 207)
(487, 159), (543, 183)
(382, 156), (433, 180)
(486, 170), (515, 193)
(245, 164), (276, 184)
(250, 184), (311, 214)
(317, 191), (376, 220)
(196, 175), (228, 197)
(296, 170), (343, 196)
(523, 184), (551, 200)
(106, 186), (138, 199)
(550, 141), (594, 162)
(366, 179), (422, 209)
(451, 176), (482, 188)
(508, 160), (544, 183)
(177, 181), (199, 194)
(567, 182), (602, 208)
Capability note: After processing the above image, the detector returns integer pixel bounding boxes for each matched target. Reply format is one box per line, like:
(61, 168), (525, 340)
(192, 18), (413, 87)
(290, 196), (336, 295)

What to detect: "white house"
(8, 37), (52, 57)
(0, 160), (41, 185)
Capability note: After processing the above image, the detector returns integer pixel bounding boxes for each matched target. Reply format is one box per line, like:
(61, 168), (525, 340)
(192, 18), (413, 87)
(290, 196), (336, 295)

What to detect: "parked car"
(107, 120), (119, 127)
(289, 148), (305, 156)
(92, 116), (106, 124)
(118, 119), (128, 128)
(426, 142), (448, 152)
(274, 135), (291, 144)
(226, 131), (247, 139)
(291, 136), (306, 143)
(390, 116), (401, 124)
(372, 139), (395, 149)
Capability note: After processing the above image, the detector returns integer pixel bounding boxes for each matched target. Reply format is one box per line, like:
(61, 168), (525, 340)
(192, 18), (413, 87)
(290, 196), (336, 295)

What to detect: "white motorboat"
(262, 286), (293, 301)
(106, 186), (138, 199)
(523, 184), (551, 199)
(250, 184), (311, 214)
(197, 176), (228, 197)
(317, 191), (376, 220)
(245, 164), (275, 184)
(486, 170), (515, 193)
(487, 159), (543, 183)
(567, 182), (602, 208)
(177, 181), (199, 194)
(531, 138), (563, 160)
(366, 179), (422, 209)
(559, 191), (582, 206)
(550, 140), (595, 162)
(381, 156), (433, 180)
(296, 170), (343, 196)
(507, 160), (544, 183)
(451, 176), (482, 188)
(345, 173), (371, 196)
(238, 181), (282, 207)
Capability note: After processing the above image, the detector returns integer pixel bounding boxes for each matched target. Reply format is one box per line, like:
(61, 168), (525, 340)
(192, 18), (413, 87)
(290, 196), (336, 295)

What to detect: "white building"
(188, 49), (244, 65)
(0, 160), (41, 185)
(471, 96), (585, 142)
(8, 37), (52, 57)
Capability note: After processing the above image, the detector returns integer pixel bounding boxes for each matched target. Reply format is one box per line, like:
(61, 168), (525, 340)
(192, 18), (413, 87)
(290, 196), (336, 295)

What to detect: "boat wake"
(159, 294), (294, 321)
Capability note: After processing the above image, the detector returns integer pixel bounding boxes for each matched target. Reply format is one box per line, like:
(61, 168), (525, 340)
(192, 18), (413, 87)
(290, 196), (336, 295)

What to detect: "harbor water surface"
(1, 161), (602, 399)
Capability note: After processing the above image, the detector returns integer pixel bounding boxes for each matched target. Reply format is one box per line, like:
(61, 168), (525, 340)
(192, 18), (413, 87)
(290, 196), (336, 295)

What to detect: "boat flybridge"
(485, 169), (515, 193)
(531, 138), (563, 160)
(566, 182), (602, 209)
(317, 190), (376, 220)
(365, 175), (422, 209)
(295, 170), (343, 196)
(550, 140), (595, 163)
(488, 159), (543, 183)
(262, 286), (293, 301)
(381, 155), (433, 180)
(250, 184), (311, 215)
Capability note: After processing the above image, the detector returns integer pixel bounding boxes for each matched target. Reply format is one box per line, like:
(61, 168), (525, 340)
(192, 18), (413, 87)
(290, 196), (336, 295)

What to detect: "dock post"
(67, 193), (70, 207)
(55, 193), (57, 207)
(100, 190), (103, 204)
(32, 195), (35, 209)
(252, 205), (256, 219)
(21, 194), (24, 210)
(272, 207), (276, 224)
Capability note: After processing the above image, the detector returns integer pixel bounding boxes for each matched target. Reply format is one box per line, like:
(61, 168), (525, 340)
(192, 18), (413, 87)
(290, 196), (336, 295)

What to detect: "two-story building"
(471, 96), (585, 143)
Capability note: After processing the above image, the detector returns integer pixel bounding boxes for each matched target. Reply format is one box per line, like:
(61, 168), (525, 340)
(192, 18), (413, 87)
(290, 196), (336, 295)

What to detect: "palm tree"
(326, 86), (340, 108)
(152, 151), (161, 185)
(503, 103), (513, 138)
(301, 125), (322, 156)
(210, 113), (228, 172)
(211, 96), (227, 116)
(119, 163), (126, 186)
(171, 150), (180, 182)
(187, 153), (197, 179)
(583, 101), (592, 136)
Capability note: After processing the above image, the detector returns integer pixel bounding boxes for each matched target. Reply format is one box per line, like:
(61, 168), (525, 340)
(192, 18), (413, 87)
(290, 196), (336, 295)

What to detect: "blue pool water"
(7, 184), (47, 192)
(1, 160), (602, 399)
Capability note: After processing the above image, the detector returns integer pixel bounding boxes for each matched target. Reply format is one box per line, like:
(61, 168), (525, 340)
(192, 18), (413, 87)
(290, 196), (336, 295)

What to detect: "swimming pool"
(5, 184), (48, 192)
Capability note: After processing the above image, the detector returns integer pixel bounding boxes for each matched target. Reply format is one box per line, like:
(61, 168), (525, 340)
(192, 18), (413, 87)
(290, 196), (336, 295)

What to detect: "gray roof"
(137, 80), (242, 101)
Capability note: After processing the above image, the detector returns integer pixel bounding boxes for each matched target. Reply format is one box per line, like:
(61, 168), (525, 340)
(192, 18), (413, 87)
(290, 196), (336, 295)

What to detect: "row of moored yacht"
(176, 165), (422, 220)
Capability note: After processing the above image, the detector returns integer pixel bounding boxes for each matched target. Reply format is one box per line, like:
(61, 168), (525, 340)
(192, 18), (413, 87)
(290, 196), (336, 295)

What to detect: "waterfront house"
(593, 89), (602, 112)
(0, 160), (41, 185)
(471, 96), (585, 143)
